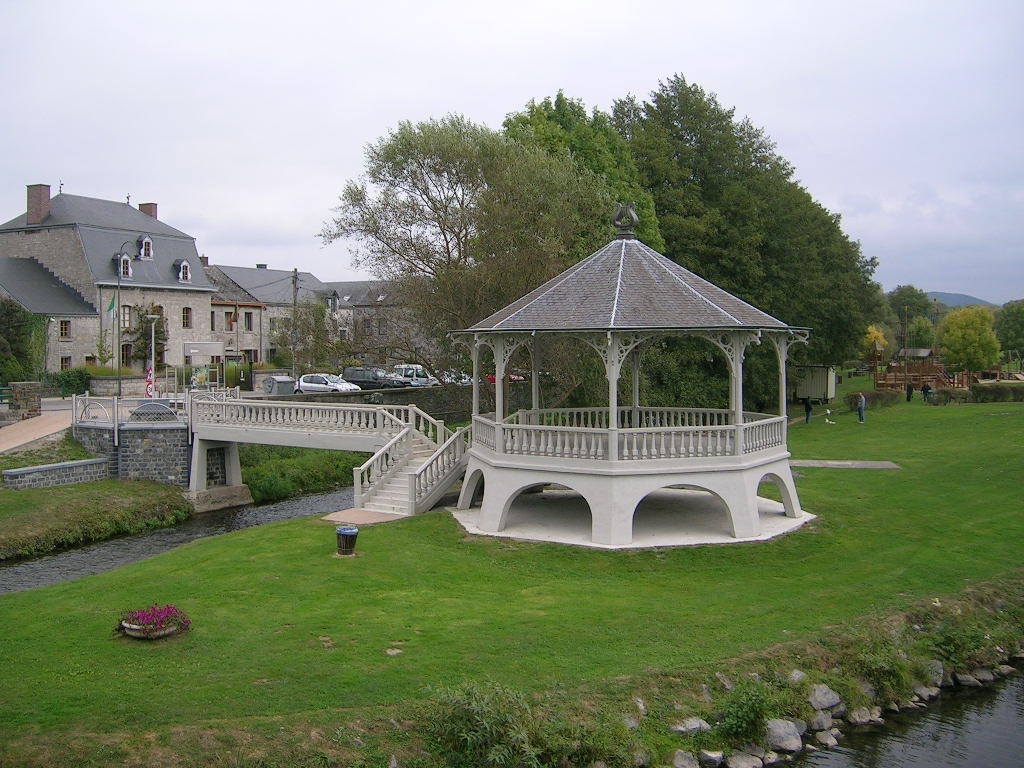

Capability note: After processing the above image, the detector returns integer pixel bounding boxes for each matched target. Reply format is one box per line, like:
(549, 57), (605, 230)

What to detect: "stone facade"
(72, 422), (190, 486)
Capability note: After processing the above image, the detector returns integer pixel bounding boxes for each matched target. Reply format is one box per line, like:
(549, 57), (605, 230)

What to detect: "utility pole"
(291, 268), (298, 380)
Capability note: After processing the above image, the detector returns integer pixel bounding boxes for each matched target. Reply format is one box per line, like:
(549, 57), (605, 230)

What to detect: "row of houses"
(0, 184), (408, 375)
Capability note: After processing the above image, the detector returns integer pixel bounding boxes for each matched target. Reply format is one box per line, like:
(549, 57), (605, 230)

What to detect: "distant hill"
(927, 291), (996, 307)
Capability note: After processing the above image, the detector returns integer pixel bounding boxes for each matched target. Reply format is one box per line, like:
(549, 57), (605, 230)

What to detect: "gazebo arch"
(451, 205), (811, 547)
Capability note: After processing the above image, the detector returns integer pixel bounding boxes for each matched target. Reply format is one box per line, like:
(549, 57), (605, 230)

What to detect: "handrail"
(353, 427), (414, 509)
(410, 425), (471, 511)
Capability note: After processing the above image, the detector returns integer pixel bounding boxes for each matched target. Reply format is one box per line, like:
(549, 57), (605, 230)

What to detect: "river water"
(0, 487), (353, 594)
(1, 487), (1020, 764)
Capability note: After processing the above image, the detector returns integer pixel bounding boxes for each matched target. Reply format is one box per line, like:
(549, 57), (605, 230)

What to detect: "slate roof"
(0, 257), (96, 315)
(217, 265), (336, 306)
(325, 280), (393, 307)
(466, 235), (792, 333)
(1, 193), (214, 293)
(202, 264), (263, 305)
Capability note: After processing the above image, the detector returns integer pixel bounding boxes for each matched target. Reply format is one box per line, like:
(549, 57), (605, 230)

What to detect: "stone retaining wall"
(2, 458), (110, 490)
(70, 422), (192, 487)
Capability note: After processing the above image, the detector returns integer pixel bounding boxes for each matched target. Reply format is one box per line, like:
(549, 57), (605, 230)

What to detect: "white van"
(392, 364), (439, 387)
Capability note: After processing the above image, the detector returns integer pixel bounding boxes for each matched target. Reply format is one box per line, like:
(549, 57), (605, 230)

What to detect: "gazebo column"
(701, 331), (761, 457)
(471, 335), (481, 417)
(528, 336), (541, 411)
(768, 330), (809, 441)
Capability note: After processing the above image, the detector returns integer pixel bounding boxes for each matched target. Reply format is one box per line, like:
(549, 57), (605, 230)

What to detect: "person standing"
(804, 398), (813, 424)
(856, 392), (867, 423)
(921, 382), (932, 403)
(906, 382), (914, 402)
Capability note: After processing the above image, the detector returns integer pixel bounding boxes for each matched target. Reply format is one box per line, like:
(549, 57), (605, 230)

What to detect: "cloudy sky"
(1, 1), (1020, 304)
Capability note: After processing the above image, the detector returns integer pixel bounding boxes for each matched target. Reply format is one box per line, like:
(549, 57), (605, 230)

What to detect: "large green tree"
(503, 91), (664, 250)
(887, 285), (940, 324)
(614, 75), (879, 406)
(938, 307), (1000, 373)
(320, 115), (613, 372)
(994, 300), (1024, 364)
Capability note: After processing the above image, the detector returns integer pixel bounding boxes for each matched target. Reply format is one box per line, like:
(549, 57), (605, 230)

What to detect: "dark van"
(342, 366), (407, 389)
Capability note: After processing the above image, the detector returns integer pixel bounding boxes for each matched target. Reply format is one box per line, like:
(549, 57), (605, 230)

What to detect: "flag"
(107, 295), (116, 319)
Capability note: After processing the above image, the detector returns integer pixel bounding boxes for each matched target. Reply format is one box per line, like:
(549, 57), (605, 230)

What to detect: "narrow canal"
(0, 487), (353, 594)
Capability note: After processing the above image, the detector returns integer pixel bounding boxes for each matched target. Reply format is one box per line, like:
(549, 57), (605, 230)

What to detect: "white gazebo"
(451, 206), (810, 547)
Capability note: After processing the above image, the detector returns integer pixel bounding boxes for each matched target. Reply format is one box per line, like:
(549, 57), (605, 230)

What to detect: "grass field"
(0, 391), (1022, 765)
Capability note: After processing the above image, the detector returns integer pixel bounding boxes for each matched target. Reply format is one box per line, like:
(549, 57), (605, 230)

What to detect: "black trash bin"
(336, 526), (359, 556)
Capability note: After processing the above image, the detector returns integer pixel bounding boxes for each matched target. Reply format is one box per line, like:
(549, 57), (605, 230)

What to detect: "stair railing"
(353, 427), (413, 509)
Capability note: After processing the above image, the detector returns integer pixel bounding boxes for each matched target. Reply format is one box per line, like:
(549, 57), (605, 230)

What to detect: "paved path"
(0, 410), (73, 453)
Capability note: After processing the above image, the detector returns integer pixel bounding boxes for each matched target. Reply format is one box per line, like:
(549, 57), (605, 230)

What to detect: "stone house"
(217, 264), (347, 366)
(0, 184), (216, 373)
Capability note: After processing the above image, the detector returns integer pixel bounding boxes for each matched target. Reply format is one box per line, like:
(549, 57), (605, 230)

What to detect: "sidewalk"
(0, 409), (73, 453)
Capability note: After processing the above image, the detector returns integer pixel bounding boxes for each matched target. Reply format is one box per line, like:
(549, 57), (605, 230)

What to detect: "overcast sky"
(1, 0), (1021, 304)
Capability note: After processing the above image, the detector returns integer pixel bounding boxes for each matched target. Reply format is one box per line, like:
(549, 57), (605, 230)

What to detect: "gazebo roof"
(466, 231), (792, 335)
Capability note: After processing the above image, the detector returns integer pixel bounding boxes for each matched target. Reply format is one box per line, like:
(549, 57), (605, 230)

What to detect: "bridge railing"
(410, 424), (471, 512)
(188, 398), (408, 439)
(353, 427), (414, 511)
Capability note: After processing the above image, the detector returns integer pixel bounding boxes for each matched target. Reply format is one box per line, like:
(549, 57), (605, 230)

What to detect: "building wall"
(0, 227), (94, 303)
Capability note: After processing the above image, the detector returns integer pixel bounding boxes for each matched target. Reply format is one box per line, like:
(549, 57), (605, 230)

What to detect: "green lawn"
(1, 396), (1022, 764)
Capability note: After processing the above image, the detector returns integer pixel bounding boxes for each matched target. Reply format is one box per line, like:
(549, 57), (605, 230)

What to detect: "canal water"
(0, 487), (353, 594)
(795, 674), (1024, 767)
(1, 487), (1020, 764)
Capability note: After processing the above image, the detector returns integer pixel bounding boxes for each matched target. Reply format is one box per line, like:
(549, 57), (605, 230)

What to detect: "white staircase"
(354, 411), (472, 516)
(360, 434), (438, 514)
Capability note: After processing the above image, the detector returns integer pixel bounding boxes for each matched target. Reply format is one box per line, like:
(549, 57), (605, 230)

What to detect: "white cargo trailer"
(793, 365), (837, 403)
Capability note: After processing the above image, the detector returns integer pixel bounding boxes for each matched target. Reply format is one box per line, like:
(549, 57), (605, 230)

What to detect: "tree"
(320, 115), (614, 373)
(127, 305), (168, 370)
(938, 307), (1000, 373)
(270, 302), (350, 372)
(907, 315), (935, 350)
(614, 74), (879, 407)
(503, 91), (664, 250)
(994, 300), (1024, 365)
(862, 325), (888, 359)
(886, 285), (935, 322)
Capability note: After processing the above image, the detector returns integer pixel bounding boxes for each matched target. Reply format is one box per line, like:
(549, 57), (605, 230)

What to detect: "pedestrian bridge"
(72, 393), (470, 516)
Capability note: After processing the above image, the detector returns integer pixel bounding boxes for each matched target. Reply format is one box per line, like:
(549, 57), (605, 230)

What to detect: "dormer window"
(175, 259), (192, 282)
(118, 254), (133, 278)
(138, 236), (154, 260)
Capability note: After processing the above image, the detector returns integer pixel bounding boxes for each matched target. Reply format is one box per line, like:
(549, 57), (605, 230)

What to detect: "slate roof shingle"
(467, 236), (792, 333)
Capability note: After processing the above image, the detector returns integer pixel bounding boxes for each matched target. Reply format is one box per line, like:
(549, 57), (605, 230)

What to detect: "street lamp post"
(145, 314), (160, 397)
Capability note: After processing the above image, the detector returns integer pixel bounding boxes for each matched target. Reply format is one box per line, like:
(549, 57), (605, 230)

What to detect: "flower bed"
(114, 603), (191, 640)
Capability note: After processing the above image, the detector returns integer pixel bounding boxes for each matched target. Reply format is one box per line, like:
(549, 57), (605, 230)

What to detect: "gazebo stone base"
(457, 449), (803, 547)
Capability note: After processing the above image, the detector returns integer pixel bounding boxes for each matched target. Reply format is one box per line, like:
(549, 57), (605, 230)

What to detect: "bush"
(932, 387), (971, 405)
(971, 381), (1024, 403)
(716, 679), (774, 744)
(44, 367), (90, 396)
(844, 388), (899, 412)
(422, 681), (541, 768)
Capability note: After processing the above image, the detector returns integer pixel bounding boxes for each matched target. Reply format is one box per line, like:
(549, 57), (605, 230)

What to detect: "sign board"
(182, 341), (225, 358)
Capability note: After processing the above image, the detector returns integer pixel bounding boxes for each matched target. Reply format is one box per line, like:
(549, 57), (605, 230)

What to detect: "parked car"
(342, 366), (407, 389)
(294, 373), (361, 394)
(486, 372), (526, 383)
(392, 364), (440, 387)
(439, 369), (472, 386)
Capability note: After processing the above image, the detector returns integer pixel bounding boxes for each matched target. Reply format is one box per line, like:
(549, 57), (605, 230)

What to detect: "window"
(182, 306), (193, 329)
(119, 255), (132, 278)
(59, 319), (71, 338)
(120, 305), (132, 329)
(211, 310), (216, 331)
(377, 318), (387, 336)
(225, 311), (235, 330)
(178, 262), (191, 282)
(121, 343), (132, 364)
(60, 356), (72, 370)
(184, 355), (193, 366)
(339, 328), (348, 342)
(244, 311), (253, 332)
(139, 236), (154, 260)
(362, 318), (373, 336)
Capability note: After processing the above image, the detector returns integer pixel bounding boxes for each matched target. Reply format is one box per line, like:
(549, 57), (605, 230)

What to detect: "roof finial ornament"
(613, 202), (638, 239)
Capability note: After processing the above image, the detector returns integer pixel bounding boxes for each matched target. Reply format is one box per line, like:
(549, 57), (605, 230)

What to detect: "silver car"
(294, 373), (361, 394)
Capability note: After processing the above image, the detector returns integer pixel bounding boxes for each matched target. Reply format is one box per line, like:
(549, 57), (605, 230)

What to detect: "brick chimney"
(256, 264), (267, 269)
(139, 202), (158, 219)
(26, 184), (51, 225)
(199, 255), (209, 266)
